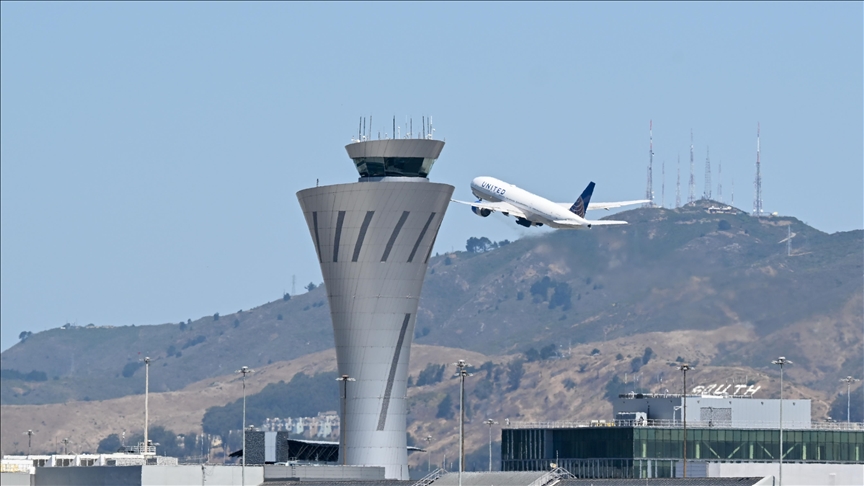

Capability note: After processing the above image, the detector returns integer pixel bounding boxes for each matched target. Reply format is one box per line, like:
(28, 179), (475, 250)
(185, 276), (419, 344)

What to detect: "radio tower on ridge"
(753, 122), (763, 216)
(703, 146), (712, 200)
(661, 160), (665, 208)
(731, 177), (735, 206)
(688, 130), (696, 203)
(717, 161), (723, 203)
(645, 120), (654, 207)
(675, 155), (681, 208)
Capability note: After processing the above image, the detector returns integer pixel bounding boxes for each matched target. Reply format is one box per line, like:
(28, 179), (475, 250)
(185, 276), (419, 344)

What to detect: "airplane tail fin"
(569, 182), (595, 218)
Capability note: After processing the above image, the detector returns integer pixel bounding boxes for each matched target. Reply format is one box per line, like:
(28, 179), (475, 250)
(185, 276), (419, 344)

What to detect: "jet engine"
(472, 206), (492, 217)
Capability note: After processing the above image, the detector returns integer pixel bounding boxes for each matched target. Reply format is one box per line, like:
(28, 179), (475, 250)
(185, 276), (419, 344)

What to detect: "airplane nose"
(471, 177), (484, 188)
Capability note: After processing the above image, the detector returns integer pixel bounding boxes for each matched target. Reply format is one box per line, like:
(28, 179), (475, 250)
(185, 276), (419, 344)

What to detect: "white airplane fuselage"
(470, 176), (589, 229)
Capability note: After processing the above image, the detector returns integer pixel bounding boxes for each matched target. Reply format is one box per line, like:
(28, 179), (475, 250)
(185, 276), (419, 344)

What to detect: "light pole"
(236, 366), (254, 486)
(840, 376), (860, 425)
(144, 357), (151, 455)
(455, 360), (472, 486)
(677, 364), (691, 478)
(673, 406), (683, 425)
(483, 419), (498, 471)
(424, 436), (433, 472)
(772, 357), (791, 486)
(25, 430), (34, 458)
(335, 375), (355, 466)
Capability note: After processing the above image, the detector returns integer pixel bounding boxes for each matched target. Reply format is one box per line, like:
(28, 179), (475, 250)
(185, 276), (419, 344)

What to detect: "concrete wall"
(264, 464), (385, 481)
(34, 465), (264, 486)
(142, 465), (262, 486)
(297, 178), (453, 480)
(708, 462), (863, 486)
(34, 465), (142, 486)
(0, 472), (32, 486)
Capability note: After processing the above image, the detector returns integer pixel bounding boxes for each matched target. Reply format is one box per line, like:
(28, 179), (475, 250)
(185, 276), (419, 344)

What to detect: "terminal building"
(502, 393), (863, 483)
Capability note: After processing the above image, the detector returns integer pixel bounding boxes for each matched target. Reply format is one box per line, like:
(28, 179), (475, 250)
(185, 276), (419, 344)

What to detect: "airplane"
(451, 176), (649, 229)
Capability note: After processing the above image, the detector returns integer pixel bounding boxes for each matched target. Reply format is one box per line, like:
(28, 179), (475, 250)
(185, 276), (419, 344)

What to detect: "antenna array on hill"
(675, 155), (681, 208)
(661, 160), (665, 209)
(753, 123), (763, 217)
(688, 130), (696, 204)
(717, 161), (723, 203)
(703, 147), (712, 200)
(731, 178), (735, 205)
(645, 120), (654, 207)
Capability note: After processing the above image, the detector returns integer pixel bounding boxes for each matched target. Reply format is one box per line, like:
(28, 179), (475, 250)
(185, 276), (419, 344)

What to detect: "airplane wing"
(556, 200), (650, 211)
(553, 219), (629, 227)
(451, 199), (527, 219)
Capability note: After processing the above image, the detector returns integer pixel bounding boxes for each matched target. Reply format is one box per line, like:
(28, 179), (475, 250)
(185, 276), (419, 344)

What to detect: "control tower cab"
(346, 138), (445, 179)
(296, 131), (453, 480)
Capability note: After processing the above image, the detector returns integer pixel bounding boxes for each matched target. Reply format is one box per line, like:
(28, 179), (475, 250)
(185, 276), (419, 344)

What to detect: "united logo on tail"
(569, 182), (595, 218)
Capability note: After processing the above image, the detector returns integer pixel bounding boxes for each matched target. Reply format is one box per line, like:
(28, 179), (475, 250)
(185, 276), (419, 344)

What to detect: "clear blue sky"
(2, 2), (861, 351)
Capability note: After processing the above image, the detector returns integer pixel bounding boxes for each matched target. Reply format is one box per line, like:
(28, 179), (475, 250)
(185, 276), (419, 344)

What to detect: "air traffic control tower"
(296, 134), (453, 480)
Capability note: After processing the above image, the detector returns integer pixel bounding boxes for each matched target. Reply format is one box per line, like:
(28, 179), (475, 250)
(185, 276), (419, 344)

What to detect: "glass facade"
(353, 157), (436, 178)
(502, 427), (864, 479)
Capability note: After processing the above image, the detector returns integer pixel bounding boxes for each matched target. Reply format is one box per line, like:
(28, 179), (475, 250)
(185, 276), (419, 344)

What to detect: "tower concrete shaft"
(297, 138), (453, 479)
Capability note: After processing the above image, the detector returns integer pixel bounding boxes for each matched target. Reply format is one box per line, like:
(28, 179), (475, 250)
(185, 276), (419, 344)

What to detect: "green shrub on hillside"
(416, 363), (446, 387)
(436, 393), (454, 419)
(121, 362), (143, 378)
(0, 369), (47, 382)
(202, 371), (339, 440)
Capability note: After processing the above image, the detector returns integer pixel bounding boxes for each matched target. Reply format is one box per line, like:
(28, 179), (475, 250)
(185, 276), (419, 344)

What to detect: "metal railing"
(126, 444), (156, 455)
(526, 466), (576, 486)
(505, 420), (864, 431)
(411, 467), (446, 486)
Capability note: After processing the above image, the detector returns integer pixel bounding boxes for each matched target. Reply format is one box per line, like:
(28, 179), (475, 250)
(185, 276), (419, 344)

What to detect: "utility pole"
(483, 419), (498, 471)
(425, 436), (433, 472)
(236, 366), (254, 486)
(840, 377), (859, 425)
(455, 360), (472, 486)
(336, 375), (355, 466)
(772, 357), (791, 486)
(144, 357), (150, 455)
(678, 364), (692, 477)
(25, 430), (34, 458)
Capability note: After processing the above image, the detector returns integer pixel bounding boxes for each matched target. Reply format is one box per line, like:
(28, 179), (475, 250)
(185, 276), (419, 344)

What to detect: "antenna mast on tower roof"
(688, 130), (696, 204)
